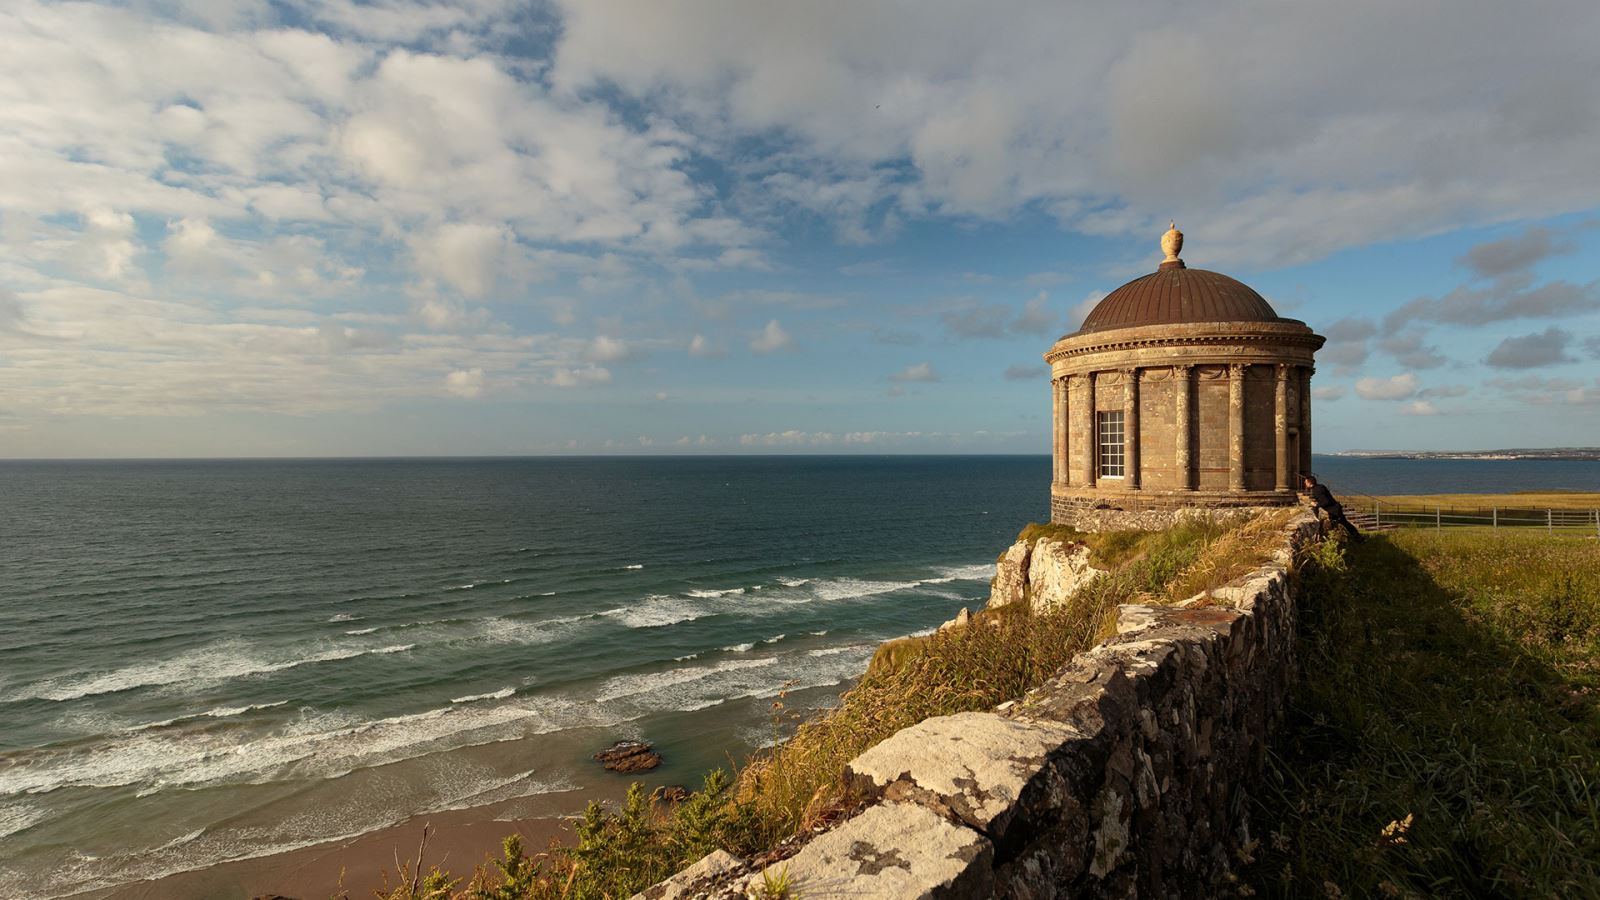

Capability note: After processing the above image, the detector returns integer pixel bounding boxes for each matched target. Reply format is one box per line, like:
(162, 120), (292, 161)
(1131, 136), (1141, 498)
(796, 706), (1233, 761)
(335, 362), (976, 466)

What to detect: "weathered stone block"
(843, 711), (1085, 851)
(630, 849), (745, 900)
(747, 803), (993, 899)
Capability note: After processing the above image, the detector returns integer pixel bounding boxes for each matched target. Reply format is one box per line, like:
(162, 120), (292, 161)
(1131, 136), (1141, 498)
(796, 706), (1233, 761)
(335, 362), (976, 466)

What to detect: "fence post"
(1375, 502), (1381, 528)
(1492, 507), (1497, 530)
(1548, 508), (1553, 535)
(1436, 506), (1441, 530)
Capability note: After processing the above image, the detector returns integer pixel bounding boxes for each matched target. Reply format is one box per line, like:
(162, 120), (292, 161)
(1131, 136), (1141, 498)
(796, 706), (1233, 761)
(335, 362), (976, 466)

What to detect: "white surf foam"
(0, 693), (607, 798)
(687, 587), (745, 598)
(722, 642), (755, 653)
(0, 801), (49, 839)
(594, 658), (776, 703)
(10, 642), (418, 704)
(344, 627), (378, 635)
(621, 564), (644, 570)
(327, 613), (359, 622)
(807, 577), (924, 602)
(128, 700), (292, 732)
(600, 595), (707, 629)
(450, 687), (516, 704)
(930, 562), (996, 582)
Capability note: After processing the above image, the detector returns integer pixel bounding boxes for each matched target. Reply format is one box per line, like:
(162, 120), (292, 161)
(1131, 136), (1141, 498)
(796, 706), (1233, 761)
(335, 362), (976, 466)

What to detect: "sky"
(1, 0), (1598, 458)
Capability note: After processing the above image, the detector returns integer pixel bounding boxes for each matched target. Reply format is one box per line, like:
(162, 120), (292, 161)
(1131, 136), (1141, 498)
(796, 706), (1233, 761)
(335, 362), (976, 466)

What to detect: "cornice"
(1045, 327), (1325, 364)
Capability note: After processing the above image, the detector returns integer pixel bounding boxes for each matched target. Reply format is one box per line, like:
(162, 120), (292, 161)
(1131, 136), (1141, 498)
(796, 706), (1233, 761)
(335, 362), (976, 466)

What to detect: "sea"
(2, 454), (1598, 899)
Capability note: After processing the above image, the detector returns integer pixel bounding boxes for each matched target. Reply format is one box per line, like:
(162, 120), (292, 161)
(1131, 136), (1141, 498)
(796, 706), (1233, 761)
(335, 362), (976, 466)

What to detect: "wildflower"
(1324, 881), (1344, 899)
(1236, 838), (1259, 865)
(1378, 813), (1413, 847)
(1269, 830), (1290, 852)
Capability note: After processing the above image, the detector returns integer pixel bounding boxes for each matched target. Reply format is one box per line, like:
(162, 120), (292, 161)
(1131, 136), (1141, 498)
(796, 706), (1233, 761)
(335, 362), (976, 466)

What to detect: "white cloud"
(739, 430), (835, 447)
(444, 367), (484, 398)
(409, 223), (511, 299)
(1311, 385), (1346, 401)
(888, 362), (939, 383)
(687, 333), (726, 358)
(750, 319), (793, 353)
(587, 335), (632, 363)
(1398, 400), (1439, 416)
(553, 0), (1600, 264)
(548, 366), (612, 388)
(1354, 373), (1418, 401)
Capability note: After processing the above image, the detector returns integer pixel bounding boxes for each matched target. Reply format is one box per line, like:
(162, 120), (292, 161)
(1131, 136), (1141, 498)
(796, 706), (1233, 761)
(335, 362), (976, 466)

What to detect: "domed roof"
(1074, 224), (1284, 334)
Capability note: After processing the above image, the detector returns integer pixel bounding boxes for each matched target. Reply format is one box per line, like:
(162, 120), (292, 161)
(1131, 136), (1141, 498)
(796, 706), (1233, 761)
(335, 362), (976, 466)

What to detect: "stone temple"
(1045, 224), (1325, 522)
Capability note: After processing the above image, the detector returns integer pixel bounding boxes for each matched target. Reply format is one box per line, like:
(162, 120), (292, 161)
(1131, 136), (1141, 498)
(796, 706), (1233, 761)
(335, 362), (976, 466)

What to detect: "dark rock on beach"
(651, 784), (689, 803)
(594, 740), (662, 772)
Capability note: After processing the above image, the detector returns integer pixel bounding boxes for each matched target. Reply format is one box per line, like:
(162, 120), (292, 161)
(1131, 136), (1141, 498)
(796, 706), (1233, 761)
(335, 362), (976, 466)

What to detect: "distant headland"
(1330, 447), (1600, 461)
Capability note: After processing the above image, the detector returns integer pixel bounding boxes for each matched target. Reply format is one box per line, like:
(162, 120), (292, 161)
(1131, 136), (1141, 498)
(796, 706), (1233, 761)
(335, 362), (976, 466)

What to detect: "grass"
(1241, 529), (1600, 898)
(1365, 491), (1600, 511)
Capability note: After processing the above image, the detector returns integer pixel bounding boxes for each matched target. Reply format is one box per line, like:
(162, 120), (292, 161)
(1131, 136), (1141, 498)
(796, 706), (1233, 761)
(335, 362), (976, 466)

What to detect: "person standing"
(1302, 474), (1363, 542)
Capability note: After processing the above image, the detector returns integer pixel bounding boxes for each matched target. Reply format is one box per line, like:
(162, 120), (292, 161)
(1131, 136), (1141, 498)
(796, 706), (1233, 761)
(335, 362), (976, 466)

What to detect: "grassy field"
(1243, 529), (1600, 898)
(1364, 491), (1600, 510)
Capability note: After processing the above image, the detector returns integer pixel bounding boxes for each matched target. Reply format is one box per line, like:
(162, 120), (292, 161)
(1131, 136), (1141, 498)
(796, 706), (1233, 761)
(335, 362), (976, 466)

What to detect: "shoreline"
(87, 787), (608, 900)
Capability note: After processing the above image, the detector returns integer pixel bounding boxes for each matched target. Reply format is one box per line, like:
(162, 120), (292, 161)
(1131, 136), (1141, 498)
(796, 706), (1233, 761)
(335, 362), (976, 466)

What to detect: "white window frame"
(1098, 410), (1125, 479)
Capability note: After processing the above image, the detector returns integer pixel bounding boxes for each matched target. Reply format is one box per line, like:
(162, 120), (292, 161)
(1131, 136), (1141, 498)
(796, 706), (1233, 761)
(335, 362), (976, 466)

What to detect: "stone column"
(1122, 368), (1139, 489)
(1228, 363), (1246, 492)
(1174, 365), (1192, 490)
(1051, 377), (1064, 485)
(1301, 367), (1314, 475)
(1081, 372), (1097, 487)
(1059, 377), (1071, 486)
(1274, 364), (1290, 491)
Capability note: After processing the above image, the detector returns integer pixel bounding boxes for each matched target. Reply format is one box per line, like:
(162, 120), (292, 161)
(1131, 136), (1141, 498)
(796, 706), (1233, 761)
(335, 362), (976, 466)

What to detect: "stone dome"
(1074, 223), (1283, 334)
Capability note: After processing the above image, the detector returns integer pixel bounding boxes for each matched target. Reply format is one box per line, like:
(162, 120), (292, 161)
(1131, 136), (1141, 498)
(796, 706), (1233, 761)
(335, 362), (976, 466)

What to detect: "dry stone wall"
(634, 511), (1320, 900)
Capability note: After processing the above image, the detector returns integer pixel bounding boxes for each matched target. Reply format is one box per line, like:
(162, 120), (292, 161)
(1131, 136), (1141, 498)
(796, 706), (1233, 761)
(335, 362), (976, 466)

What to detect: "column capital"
(1228, 362), (1247, 378)
(1275, 362), (1291, 381)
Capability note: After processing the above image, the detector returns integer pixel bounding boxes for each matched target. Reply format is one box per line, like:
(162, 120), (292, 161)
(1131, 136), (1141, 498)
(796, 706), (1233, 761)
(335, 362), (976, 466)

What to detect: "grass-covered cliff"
(349, 514), (1274, 900)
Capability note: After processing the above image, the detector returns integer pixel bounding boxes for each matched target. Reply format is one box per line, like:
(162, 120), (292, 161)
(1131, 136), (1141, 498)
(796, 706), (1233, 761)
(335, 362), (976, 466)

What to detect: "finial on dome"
(1160, 221), (1184, 266)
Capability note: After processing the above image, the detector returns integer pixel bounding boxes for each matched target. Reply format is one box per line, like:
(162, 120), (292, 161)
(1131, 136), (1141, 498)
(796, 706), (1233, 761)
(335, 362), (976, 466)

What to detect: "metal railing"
(1330, 485), (1600, 536)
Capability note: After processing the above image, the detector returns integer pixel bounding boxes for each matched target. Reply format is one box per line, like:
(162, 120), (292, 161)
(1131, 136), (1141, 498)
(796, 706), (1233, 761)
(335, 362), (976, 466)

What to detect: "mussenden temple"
(1045, 224), (1326, 523)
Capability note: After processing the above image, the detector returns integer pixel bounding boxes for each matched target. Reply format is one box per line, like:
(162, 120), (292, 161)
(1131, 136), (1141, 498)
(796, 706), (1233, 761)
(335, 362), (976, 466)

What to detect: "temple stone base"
(1050, 487), (1299, 531)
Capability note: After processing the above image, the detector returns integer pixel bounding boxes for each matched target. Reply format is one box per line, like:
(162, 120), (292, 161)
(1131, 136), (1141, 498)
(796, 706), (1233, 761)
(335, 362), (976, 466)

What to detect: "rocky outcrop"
(594, 740), (662, 772)
(987, 540), (1034, 609)
(936, 606), (969, 633)
(1026, 538), (1102, 614)
(637, 511), (1320, 899)
(987, 536), (1103, 615)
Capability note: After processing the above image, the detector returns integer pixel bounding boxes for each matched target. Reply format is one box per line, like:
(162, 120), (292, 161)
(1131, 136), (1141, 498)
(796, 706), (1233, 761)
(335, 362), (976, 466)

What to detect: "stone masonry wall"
(635, 511), (1320, 900)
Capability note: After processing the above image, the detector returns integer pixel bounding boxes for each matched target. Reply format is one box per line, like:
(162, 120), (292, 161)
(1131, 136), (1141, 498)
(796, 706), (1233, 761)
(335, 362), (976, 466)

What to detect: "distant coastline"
(1329, 448), (1600, 462)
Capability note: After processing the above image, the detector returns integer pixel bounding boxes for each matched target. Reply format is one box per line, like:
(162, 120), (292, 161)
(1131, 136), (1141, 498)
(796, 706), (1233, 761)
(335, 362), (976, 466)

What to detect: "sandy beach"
(91, 788), (601, 900)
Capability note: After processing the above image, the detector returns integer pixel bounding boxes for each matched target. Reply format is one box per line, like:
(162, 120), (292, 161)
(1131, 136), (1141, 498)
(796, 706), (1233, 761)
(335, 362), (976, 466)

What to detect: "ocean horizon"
(3, 454), (1598, 898)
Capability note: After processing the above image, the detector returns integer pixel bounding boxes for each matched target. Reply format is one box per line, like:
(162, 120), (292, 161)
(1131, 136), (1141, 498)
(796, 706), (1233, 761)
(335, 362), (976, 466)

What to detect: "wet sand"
(93, 788), (604, 900)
